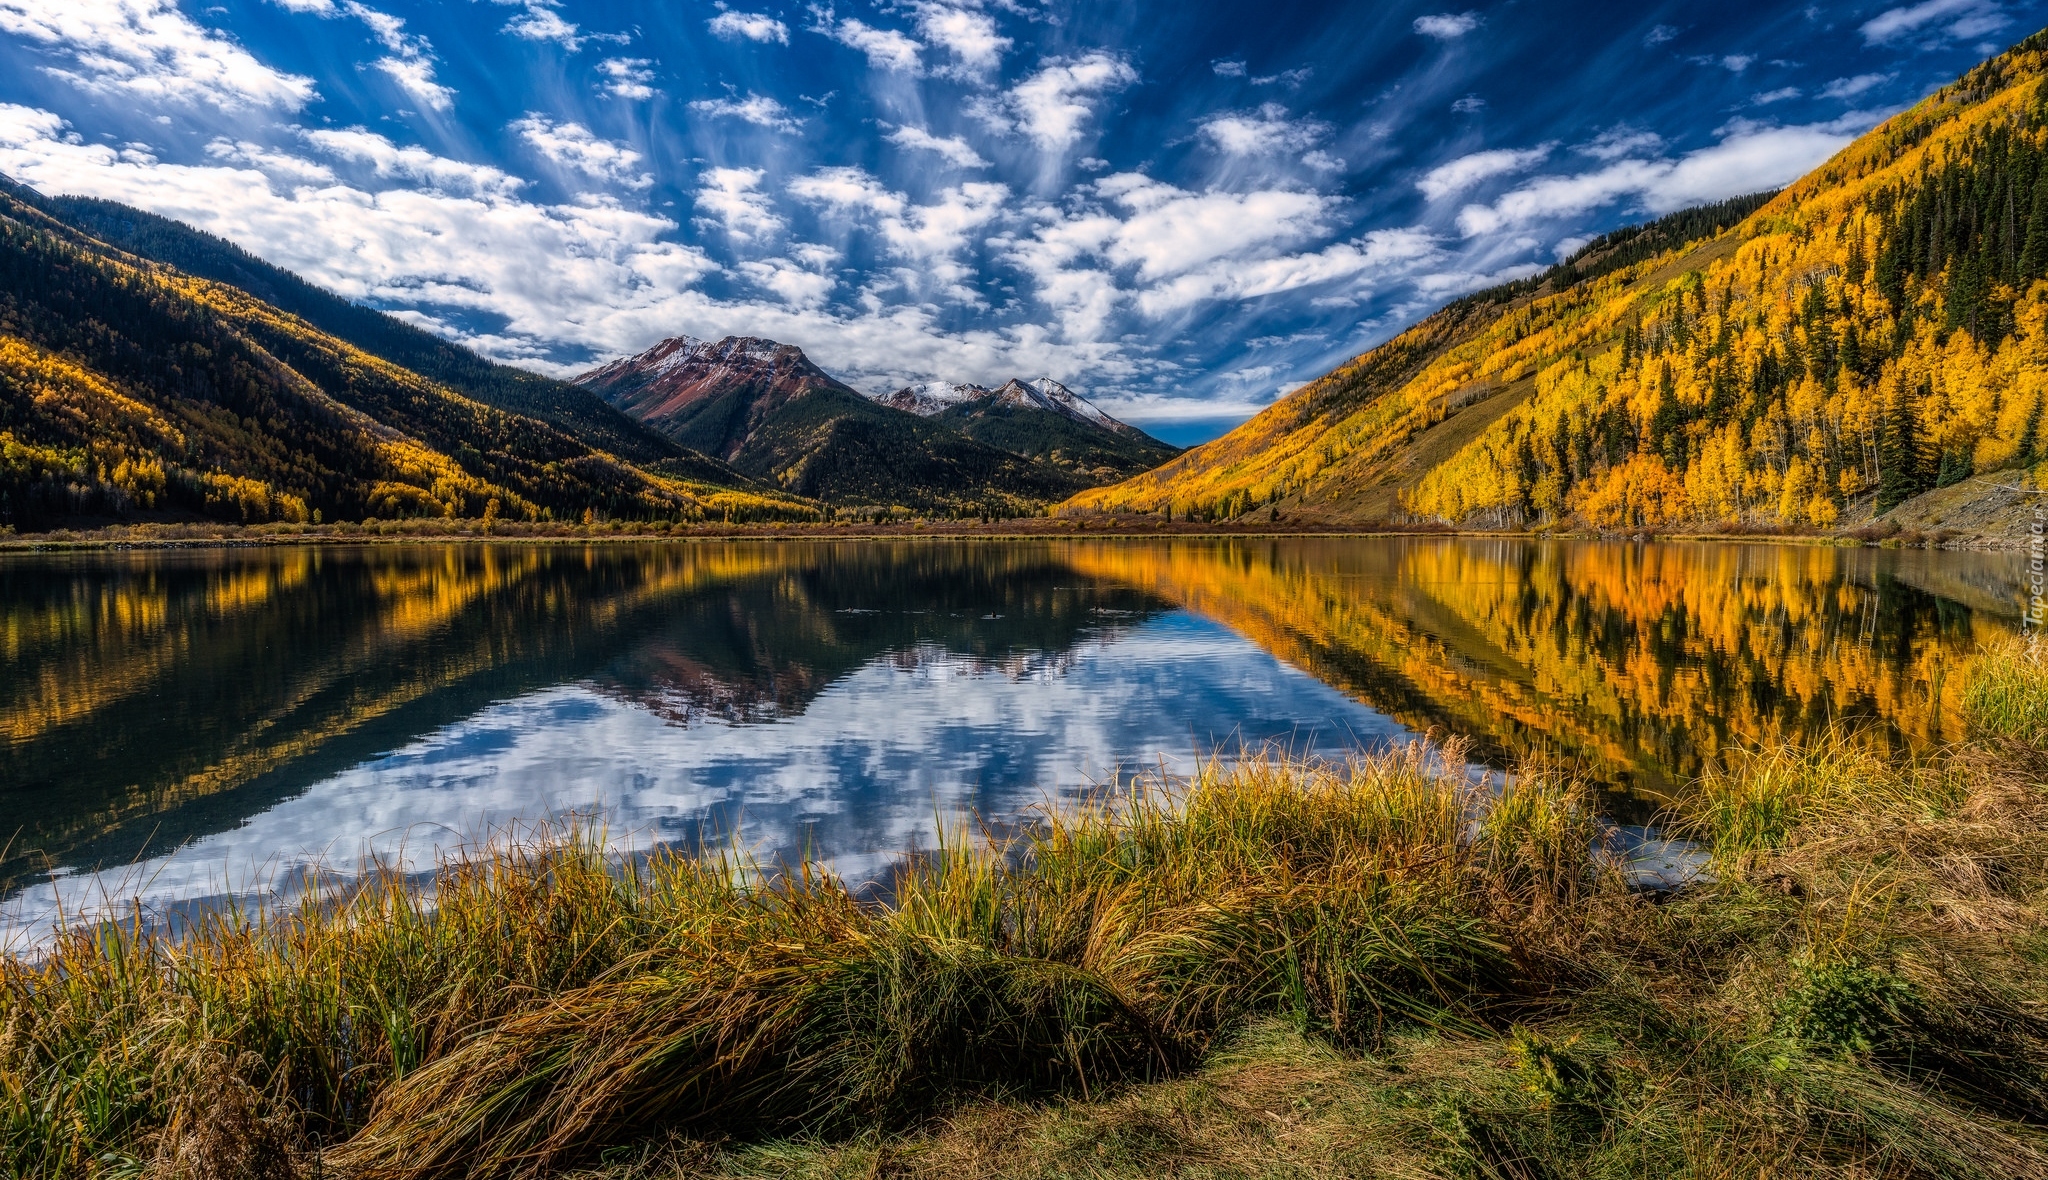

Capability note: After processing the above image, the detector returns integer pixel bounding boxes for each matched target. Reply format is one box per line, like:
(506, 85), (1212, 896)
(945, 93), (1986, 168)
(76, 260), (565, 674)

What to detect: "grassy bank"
(4, 640), (2046, 1179)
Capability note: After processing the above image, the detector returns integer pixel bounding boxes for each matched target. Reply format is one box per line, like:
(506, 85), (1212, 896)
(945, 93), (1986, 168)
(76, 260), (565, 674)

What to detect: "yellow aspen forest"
(1066, 35), (2048, 530)
(0, 182), (813, 530)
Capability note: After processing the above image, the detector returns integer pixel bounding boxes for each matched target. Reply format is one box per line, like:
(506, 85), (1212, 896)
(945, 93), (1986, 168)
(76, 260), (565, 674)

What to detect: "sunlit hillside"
(1066, 34), (2048, 529)
(0, 183), (809, 530)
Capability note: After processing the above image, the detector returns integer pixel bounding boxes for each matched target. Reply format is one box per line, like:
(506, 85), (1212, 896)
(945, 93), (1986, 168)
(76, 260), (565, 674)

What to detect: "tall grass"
(1965, 634), (2048, 745)
(1, 745), (1600, 1179)
(6, 657), (2048, 1180)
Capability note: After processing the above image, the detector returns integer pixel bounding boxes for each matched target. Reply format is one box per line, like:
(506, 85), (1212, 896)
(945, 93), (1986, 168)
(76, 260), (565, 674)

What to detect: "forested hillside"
(41, 192), (681, 468)
(0, 183), (804, 530)
(1066, 34), (2048, 531)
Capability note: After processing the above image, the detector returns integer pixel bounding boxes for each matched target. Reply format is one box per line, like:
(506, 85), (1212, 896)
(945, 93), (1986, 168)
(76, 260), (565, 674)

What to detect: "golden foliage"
(1067, 39), (2048, 528)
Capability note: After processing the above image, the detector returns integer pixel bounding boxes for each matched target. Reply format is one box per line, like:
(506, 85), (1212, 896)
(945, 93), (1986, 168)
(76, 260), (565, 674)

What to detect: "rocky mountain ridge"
(576, 335), (1177, 509)
(877, 377), (1141, 438)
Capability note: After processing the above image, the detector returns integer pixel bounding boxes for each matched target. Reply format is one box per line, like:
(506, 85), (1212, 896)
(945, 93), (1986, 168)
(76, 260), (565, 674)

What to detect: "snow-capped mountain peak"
(873, 376), (1142, 437)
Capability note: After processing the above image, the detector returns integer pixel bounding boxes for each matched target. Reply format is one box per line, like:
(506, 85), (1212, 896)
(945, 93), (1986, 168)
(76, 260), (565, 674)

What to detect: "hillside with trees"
(1064, 36), (2048, 533)
(0, 182), (804, 531)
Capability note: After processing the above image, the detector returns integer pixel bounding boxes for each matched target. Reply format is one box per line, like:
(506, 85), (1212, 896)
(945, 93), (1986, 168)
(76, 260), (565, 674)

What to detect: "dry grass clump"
(327, 744), (1605, 1179)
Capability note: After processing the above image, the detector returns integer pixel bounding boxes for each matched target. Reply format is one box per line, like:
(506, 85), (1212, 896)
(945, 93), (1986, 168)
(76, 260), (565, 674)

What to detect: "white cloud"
(501, 2), (585, 51)
(1251, 66), (1313, 87)
(887, 125), (990, 168)
(1860, 0), (2006, 43)
(1198, 103), (1330, 156)
(736, 255), (837, 308)
(815, 14), (923, 72)
(1451, 94), (1485, 113)
(914, 2), (1008, 80)
(708, 10), (790, 43)
(689, 92), (802, 132)
(266, 0), (455, 112)
(1576, 126), (1663, 159)
(694, 166), (785, 242)
(304, 127), (524, 196)
(991, 174), (1425, 332)
(1820, 72), (1894, 99)
(789, 165), (1008, 304)
(204, 137), (336, 184)
(1417, 145), (1552, 200)
(789, 165), (904, 217)
(511, 115), (651, 190)
(1719, 53), (1755, 71)
(0, 0), (317, 110)
(1133, 228), (1438, 317)
(971, 52), (1137, 153)
(1212, 59), (1247, 77)
(372, 55), (454, 113)
(1455, 112), (1878, 236)
(597, 57), (656, 99)
(1093, 174), (1334, 282)
(1642, 23), (1679, 45)
(1551, 234), (1590, 261)
(1413, 11), (1480, 38)
(1752, 86), (1800, 104)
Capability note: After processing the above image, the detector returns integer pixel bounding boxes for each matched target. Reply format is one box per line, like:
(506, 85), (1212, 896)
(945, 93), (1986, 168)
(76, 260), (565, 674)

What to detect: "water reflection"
(0, 538), (2021, 937)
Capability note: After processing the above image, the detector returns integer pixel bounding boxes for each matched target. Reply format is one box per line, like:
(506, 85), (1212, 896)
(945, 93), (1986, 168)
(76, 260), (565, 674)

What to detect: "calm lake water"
(0, 537), (2026, 939)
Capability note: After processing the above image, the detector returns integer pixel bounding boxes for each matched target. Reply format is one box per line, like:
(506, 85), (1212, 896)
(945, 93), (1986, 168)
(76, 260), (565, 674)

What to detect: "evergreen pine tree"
(2021, 172), (2048, 280)
(1877, 386), (1930, 512)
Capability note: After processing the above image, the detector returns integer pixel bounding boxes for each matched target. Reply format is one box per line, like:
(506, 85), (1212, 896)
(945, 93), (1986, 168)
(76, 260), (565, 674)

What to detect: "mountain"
(877, 377), (1181, 481)
(0, 179), (803, 530)
(576, 335), (1095, 512)
(1065, 33), (2048, 532)
(40, 193), (684, 469)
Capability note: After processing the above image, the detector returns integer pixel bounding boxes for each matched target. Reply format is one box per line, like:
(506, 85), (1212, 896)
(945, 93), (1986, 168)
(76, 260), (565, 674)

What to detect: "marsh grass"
(1965, 635), (2048, 745)
(4, 641), (2048, 1179)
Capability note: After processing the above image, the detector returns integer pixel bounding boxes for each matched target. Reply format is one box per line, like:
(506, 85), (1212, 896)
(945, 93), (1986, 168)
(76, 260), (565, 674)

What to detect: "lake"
(0, 537), (2024, 940)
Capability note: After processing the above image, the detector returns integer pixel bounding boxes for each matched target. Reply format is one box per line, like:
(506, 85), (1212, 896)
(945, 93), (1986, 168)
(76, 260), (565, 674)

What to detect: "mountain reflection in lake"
(0, 538), (2023, 938)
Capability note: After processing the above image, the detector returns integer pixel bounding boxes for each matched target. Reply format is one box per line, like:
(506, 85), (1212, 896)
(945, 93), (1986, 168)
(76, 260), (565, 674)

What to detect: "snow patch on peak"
(876, 381), (989, 416)
(870, 375), (1138, 436)
(1025, 377), (1123, 432)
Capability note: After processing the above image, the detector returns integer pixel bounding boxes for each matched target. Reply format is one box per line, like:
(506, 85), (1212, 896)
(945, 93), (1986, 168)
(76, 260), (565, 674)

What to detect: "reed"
(2, 660), (2047, 1179)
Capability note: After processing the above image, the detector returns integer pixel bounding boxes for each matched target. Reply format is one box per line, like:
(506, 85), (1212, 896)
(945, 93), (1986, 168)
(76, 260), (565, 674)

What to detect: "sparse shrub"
(1776, 957), (1920, 1058)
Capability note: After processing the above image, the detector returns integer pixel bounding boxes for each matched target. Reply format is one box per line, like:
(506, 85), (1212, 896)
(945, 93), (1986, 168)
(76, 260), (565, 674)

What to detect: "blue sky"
(0, 0), (2038, 443)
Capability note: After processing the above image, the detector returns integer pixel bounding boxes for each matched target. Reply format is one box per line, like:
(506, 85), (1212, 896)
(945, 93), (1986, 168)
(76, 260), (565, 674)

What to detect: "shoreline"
(0, 516), (2027, 552)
